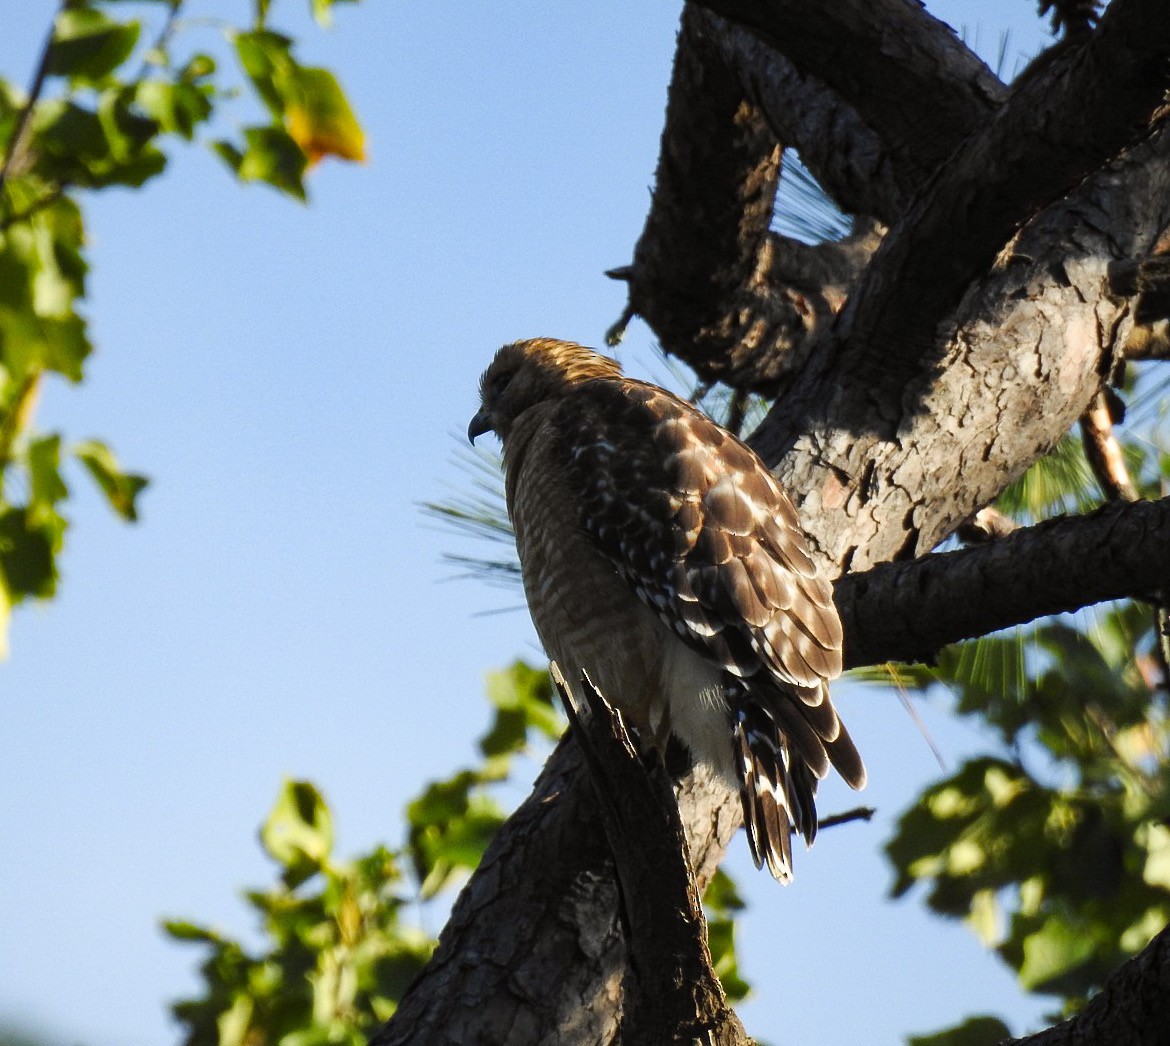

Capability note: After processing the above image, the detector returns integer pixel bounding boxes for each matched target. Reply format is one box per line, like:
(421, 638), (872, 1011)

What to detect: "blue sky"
(1, 2), (1056, 1043)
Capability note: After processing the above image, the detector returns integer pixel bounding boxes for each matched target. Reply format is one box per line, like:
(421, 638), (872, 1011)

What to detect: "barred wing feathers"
(554, 377), (865, 798)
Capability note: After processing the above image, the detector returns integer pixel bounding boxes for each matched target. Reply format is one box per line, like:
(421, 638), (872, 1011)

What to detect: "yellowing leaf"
(286, 68), (365, 166)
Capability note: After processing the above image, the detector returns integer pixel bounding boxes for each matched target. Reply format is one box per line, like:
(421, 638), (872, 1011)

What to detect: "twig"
(956, 505), (1020, 544)
(815, 805), (876, 831)
(0, 8), (60, 196)
(724, 388), (748, 437)
(135, 0), (186, 80)
(604, 302), (635, 348)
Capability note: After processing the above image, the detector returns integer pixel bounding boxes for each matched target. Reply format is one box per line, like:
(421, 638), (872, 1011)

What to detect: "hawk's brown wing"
(553, 377), (864, 793)
(555, 380), (838, 683)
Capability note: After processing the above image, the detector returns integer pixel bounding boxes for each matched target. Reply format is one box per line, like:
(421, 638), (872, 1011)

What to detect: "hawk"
(469, 338), (865, 881)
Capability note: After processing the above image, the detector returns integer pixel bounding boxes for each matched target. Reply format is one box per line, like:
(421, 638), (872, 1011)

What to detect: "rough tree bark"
(375, 1), (1170, 1042)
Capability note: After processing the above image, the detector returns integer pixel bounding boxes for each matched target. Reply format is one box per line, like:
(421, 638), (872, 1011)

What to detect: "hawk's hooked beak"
(468, 408), (492, 444)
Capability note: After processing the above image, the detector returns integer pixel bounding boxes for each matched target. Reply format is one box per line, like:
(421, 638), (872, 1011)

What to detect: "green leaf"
(32, 98), (166, 189)
(1142, 822), (1170, 890)
(1014, 913), (1098, 993)
(406, 770), (506, 896)
(163, 919), (228, 944)
(217, 993), (254, 1046)
(234, 30), (298, 119)
(0, 506), (56, 601)
(49, 9), (140, 84)
(260, 779), (334, 887)
(27, 435), (68, 510)
(212, 139), (245, 174)
(311, 0), (360, 28)
(703, 867), (746, 916)
(907, 1015), (1014, 1046)
(480, 660), (562, 758)
(180, 53), (217, 82)
(706, 915), (750, 1002)
(135, 79), (213, 140)
(236, 126), (307, 200)
(965, 889), (1002, 947)
(74, 439), (148, 521)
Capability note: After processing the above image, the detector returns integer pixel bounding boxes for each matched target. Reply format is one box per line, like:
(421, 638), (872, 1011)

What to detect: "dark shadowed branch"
(837, 495), (1170, 669)
(1008, 923), (1170, 1046)
(692, 0), (1005, 177)
(627, 5), (882, 394)
(838, 0), (1170, 381)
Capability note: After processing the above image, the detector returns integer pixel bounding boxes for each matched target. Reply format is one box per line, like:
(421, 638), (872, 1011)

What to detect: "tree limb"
(708, 10), (912, 221)
(1007, 922), (1170, 1046)
(752, 118), (1170, 571)
(372, 738), (741, 1046)
(836, 496), (1170, 669)
(627, 5), (881, 393)
(692, 0), (1006, 178)
(551, 666), (750, 1046)
(839, 0), (1170, 382)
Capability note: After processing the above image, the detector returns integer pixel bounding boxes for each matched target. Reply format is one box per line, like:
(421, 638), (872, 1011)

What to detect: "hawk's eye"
(487, 368), (516, 398)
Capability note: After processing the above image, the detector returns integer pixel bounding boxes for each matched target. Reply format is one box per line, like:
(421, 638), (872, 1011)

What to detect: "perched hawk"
(469, 338), (865, 881)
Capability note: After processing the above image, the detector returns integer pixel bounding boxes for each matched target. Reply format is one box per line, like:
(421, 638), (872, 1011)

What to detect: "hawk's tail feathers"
(733, 706), (818, 884)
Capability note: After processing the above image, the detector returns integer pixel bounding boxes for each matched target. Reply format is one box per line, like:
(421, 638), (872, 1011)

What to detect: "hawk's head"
(469, 338), (622, 443)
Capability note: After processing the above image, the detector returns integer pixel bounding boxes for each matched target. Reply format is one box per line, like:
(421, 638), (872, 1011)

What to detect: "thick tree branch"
(373, 737), (741, 1046)
(709, 12), (912, 221)
(751, 119), (1170, 571)
(836, 496), (1170, 669)
(839, 0), (1170, 382)
(692, 0), (1006, 178)
(552, 667), (750, 1046)
(1007, 922), (1170, 1046)
(627, 6), (881, 393)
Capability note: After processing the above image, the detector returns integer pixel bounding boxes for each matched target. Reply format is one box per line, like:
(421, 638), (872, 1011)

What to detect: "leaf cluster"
(0, 0), (366, 653)
(166, 662), (569, 1044)
(878, 386), (1170, 1041)
(167, 661), (759, 1040)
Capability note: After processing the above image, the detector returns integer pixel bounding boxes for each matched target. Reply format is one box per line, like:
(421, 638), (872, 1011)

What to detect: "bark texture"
(554, 668), (750, 1046)
(1008, 924), (1170, 1046)
(379, 2), (1170, 1042)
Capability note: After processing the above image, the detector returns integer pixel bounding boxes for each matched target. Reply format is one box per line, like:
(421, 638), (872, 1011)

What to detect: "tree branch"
(838, 0), (1170, 383)
(692, 0), (1006, 178)
(751, 117), (1170, 572)
(708, 11), (912, 221)
(836, 496), (1170, 669)
(1080, 390), (1139, 503)
(0, 8), (58, 196)
(1007, 922), (1170, 1046)
(373, 737), (742, 1045)
(627, 5), (882, 394)
(552, 666), (750, 1046)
